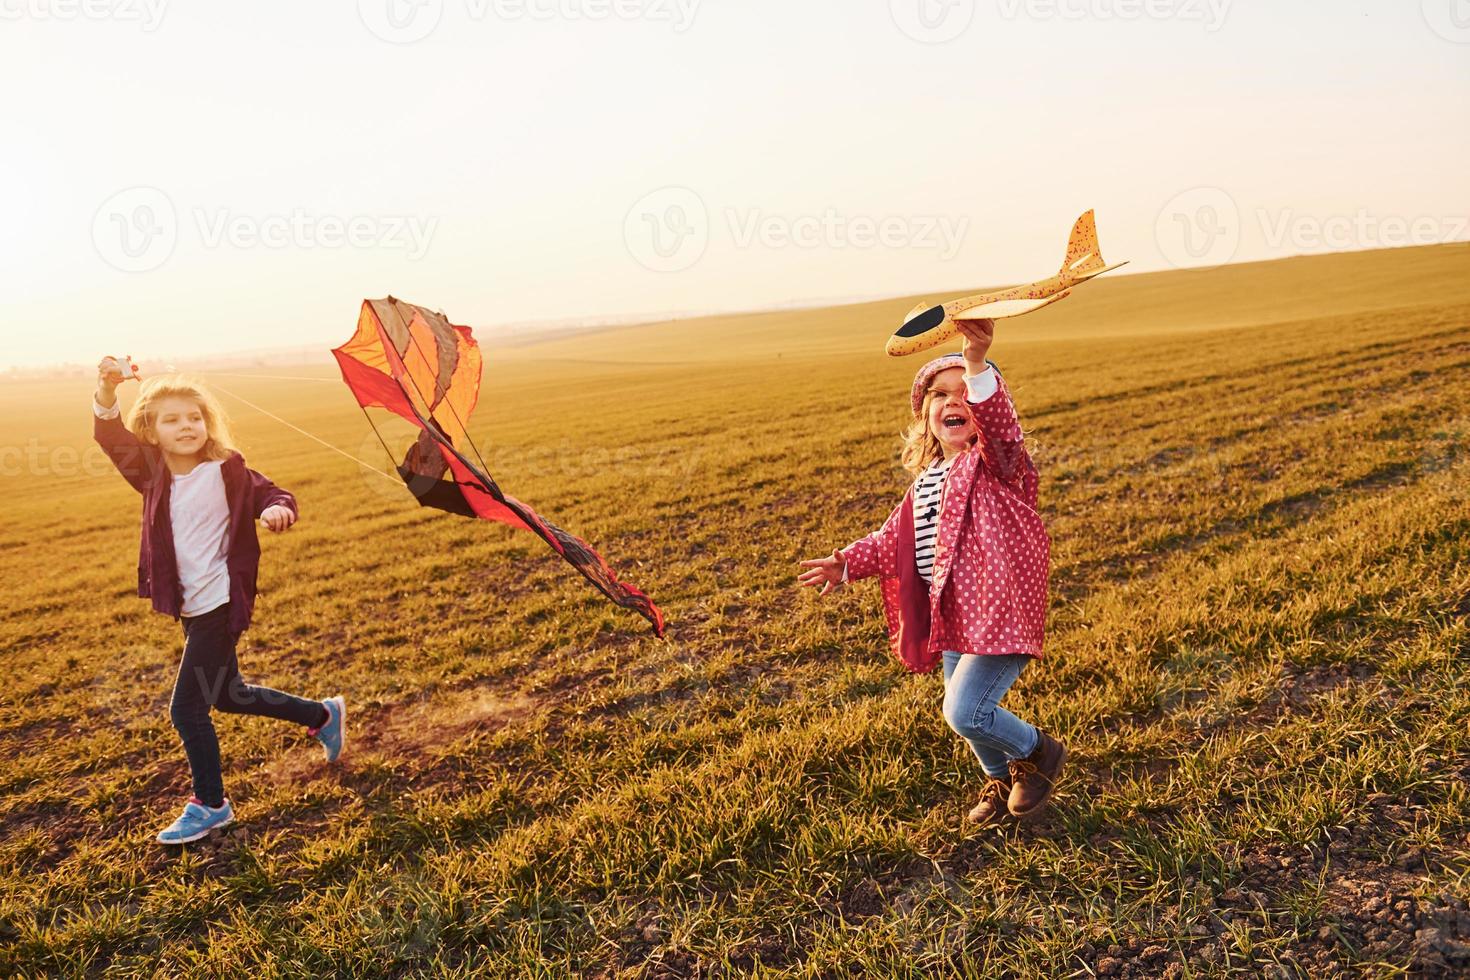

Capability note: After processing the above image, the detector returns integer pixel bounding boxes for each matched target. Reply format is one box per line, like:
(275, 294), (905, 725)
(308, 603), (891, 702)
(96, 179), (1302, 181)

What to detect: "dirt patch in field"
(261, 685), (538, 787)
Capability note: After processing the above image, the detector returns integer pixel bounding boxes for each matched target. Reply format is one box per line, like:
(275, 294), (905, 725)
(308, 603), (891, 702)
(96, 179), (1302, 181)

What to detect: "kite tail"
(437, 439), (667, 637)
(504, 499), (667, 638)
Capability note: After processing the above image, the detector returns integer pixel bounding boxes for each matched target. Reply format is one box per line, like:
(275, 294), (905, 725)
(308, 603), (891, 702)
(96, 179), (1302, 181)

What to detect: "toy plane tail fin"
(1060, 209), (1111, 278)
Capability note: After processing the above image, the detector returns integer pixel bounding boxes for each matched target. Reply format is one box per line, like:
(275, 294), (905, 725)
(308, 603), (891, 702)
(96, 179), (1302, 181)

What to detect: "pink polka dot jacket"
(842, 372), (1050, 673)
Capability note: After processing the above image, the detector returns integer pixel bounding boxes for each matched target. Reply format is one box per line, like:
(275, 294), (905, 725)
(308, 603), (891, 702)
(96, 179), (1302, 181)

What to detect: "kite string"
(208, 378), (403, 486)
(203, 368), (409, 481)
(206, 371), (339, 383)
(356, 402), (403, 477)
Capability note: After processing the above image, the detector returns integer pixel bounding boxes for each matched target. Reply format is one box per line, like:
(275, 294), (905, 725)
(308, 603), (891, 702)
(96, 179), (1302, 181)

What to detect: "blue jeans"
(170, 604), (326, 807)
(941, 650), (1040, 780)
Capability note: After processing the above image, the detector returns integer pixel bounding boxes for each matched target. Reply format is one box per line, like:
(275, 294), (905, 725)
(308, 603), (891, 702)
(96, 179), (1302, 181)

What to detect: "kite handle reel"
(103, 356), (142, 384)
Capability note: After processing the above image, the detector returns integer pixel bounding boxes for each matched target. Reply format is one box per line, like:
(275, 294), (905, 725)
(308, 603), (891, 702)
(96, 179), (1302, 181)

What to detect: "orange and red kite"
(334, 297), (665, 636)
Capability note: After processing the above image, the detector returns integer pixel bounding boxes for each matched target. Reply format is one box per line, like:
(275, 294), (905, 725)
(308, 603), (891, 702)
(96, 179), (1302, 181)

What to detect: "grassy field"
(2, 244), (1468, 977)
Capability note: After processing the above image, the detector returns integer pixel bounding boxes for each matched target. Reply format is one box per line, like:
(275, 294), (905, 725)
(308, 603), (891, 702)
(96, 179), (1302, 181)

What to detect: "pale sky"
(3, 0), (1467, 368)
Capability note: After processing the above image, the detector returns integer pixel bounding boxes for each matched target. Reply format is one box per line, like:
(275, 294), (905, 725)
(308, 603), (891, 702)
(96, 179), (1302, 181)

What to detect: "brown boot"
(966, 776), (1014, 827)
(1007, 729), (1067, 817)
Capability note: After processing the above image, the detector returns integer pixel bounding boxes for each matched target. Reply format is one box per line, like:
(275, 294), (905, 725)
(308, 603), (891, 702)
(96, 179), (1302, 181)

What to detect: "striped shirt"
(913, 457), (952, 584)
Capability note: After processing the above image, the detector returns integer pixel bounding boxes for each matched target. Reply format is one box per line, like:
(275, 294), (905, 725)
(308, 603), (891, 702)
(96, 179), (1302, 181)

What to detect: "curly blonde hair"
(900, 387), (948, 475)
(126, 376), (237, 462)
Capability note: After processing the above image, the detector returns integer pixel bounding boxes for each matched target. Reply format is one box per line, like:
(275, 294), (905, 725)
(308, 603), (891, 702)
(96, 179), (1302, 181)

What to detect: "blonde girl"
(799, 320), (1064, 826)
(93, 359), (345, 844)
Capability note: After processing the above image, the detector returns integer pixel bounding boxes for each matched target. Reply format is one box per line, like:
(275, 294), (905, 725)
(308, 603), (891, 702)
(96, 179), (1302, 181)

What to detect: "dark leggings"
(170, 603), (325, 807)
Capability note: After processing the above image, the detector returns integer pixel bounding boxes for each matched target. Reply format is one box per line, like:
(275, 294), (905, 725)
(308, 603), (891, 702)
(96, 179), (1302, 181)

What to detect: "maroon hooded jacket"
(94, 412), (298, 635)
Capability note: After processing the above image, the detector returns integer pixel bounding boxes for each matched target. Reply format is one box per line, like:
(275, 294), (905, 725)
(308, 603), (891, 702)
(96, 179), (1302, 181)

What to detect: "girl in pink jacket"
(799, 319), (1065, 826)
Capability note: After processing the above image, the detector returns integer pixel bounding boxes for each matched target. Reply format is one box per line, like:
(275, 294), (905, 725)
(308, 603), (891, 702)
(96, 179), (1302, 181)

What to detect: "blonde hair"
(126, 376), (237, 461)
(899, 387), (946, 475)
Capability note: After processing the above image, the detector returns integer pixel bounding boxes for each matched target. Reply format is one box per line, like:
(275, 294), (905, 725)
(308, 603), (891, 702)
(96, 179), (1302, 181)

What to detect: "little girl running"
(93, 358), (346, 844)
(798, 319), (1064, 826)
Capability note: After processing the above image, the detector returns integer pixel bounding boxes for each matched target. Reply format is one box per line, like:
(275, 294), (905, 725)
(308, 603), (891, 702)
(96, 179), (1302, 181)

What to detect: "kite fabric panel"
(333, 297), (666, 637)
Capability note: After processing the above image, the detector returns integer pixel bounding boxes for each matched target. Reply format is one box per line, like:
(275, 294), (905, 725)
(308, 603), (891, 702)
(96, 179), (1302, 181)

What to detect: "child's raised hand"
(797, 548), (846, 596)
(260, 505), (297, 533)
(97, 356), (125, 391)
(955, 318), (995, 374)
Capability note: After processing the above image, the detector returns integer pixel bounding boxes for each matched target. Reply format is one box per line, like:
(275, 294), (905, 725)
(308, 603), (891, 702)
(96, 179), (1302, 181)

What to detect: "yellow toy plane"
(885, 209), (1127, 357)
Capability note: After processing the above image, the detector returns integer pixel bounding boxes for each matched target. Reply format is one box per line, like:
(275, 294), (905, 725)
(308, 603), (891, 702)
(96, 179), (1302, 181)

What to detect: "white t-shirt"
(170, 460), (232, 617)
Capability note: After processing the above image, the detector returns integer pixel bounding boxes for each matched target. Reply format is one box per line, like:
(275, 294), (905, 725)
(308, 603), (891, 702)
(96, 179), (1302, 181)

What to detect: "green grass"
(1, 244), (1468, 977)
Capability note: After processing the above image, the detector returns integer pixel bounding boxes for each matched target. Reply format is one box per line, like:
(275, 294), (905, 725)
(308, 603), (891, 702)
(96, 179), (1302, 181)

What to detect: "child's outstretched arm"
(799, 497), (905, 595)
(956, 319), (1039, 502)
(92, 358), (153, 494)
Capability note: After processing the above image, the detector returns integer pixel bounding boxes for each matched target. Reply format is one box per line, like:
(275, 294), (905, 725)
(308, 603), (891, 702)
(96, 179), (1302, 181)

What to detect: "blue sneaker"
(310, 695), (346, 763)
(157, 797), (234, 845)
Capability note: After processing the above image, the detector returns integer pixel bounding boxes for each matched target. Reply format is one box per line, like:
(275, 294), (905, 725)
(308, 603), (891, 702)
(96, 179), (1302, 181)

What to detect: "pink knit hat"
(909, 353), (966, 416)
